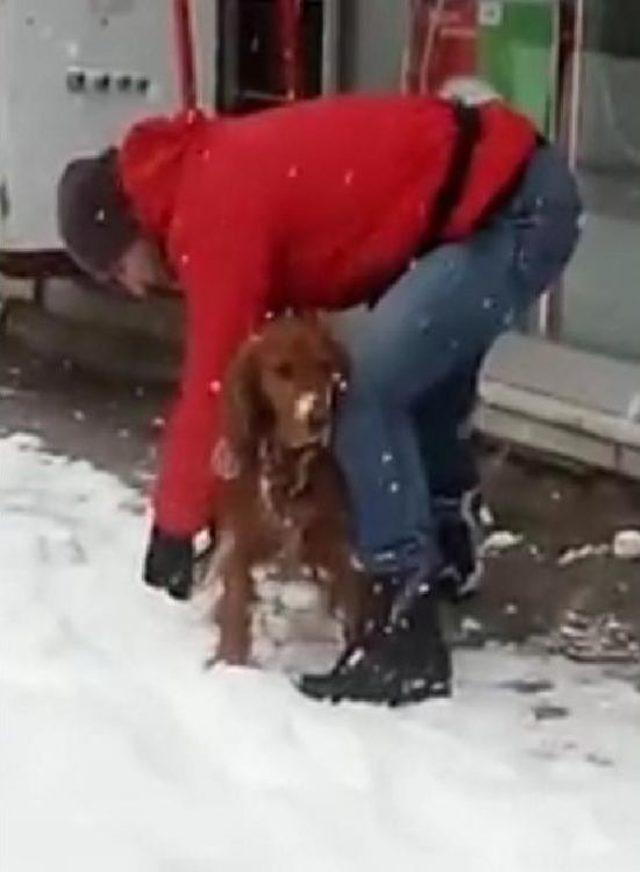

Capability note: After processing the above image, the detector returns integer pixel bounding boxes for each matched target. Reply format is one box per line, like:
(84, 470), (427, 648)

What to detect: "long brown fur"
(210, 314), (366, 665)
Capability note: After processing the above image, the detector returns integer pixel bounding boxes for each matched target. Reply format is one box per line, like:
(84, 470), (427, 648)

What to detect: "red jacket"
(118, 94), (536, 535)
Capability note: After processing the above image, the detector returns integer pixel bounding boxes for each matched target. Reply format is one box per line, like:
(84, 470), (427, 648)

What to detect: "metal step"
(479, 334), (640, 479)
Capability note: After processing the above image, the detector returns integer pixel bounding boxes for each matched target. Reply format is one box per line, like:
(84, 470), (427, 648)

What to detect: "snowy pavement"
(1, 433), (639, 872)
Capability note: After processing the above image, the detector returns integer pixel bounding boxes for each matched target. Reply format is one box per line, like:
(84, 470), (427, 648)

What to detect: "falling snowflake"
(344, 170), (355, 186)
(287, 165), (299, 179)
(95, 209), (106, 223)
(209, 380), (221, 395)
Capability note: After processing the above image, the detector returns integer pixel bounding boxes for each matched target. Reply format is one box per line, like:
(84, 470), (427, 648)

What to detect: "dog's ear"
(223, 339), (266, 459)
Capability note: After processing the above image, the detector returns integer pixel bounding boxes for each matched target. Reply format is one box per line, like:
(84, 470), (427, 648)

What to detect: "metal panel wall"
(0, 0), (182, 251)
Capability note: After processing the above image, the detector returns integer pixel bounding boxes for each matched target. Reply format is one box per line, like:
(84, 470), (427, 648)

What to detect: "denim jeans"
(333, 145), (583, 576)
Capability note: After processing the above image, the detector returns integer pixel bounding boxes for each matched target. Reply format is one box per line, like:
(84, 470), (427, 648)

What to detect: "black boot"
(298, 570), (451, 706)
(434, 489), (487, 601)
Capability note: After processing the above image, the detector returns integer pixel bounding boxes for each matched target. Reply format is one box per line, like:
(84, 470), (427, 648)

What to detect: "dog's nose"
(295, 392), (319, 422)
(295, 392), (329, 431)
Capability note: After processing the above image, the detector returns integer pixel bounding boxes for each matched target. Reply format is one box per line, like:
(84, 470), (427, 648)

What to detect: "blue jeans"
(334, 145), (582, 576)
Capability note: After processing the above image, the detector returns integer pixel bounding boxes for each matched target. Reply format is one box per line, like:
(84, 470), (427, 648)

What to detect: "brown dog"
(209, 314), (366, 665)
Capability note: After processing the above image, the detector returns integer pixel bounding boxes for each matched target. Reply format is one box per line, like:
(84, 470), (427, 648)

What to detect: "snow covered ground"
(1, 432), (639, 872)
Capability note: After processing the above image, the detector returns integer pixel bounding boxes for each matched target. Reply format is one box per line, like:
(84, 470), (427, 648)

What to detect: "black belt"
(367, 101), (538, 309)
(420, 100), (482, 253)
(418, 103), (546, 253)
(367, 101), (481, 309)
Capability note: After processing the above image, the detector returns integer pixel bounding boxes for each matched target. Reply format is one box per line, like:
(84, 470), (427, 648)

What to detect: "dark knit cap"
(57, 148), (140, 277)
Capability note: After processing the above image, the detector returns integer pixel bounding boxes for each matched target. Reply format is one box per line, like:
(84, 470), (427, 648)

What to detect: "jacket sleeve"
(153, 239), (270, 536)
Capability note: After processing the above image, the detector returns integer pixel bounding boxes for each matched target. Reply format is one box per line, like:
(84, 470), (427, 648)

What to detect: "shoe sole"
(298, 676), (452, 707)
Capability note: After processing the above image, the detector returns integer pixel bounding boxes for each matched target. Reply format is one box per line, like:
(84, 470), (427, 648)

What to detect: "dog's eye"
(274, 362), (293, 380)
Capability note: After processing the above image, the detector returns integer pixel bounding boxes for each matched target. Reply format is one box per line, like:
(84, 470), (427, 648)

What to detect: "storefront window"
(562, 0), (640, 361)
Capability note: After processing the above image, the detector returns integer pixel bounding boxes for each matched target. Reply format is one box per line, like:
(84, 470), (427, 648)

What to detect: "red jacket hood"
(118, 109), (209, 242)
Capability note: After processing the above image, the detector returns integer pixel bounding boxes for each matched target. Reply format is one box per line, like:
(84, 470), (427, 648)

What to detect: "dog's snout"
(295, 391), (330, 431)
(295, 391), (319, 423)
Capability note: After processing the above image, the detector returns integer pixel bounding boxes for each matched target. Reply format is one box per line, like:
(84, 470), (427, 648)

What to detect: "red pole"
(173, 0), (197, 109)
(277, 0), (304, 101)
(403, 0), (429, 95)
(418, 0), (446, 94)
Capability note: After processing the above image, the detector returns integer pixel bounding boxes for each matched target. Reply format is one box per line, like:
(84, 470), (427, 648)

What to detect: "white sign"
(479, 1), (504, 28)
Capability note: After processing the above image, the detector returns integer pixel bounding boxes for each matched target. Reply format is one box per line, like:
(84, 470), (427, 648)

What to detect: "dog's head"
(224, 314), (350, 459)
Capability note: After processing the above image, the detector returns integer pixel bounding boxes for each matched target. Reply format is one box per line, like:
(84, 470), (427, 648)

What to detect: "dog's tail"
(438, 76), (502, 106)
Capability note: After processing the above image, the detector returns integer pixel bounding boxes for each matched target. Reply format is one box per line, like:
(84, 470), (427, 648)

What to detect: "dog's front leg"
(217, 552), (253, 665)
(338, 563), (368, 647)
(317, 543), (368, 647)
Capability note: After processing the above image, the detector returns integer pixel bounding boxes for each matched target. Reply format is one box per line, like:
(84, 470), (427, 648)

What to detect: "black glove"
(143, 525), (194, 601)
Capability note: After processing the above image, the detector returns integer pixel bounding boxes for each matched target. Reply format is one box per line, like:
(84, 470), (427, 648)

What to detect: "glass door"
(216, 0), (339, 113)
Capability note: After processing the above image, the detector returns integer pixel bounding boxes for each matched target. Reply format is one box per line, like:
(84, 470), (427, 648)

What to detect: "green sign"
(478, 0), (559, 137)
